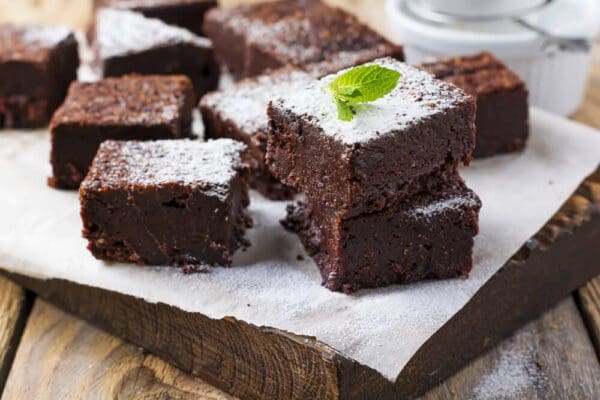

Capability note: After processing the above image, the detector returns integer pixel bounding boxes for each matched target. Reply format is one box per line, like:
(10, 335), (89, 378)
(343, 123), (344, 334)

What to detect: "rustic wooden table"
(0, 1), (599, 398)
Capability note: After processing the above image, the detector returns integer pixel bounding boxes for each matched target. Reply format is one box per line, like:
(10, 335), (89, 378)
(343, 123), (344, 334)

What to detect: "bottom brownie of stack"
(283, 178), (481, 293)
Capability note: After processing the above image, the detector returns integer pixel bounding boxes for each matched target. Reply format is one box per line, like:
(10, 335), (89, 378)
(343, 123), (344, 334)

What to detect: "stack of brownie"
(420, 52), (529, 158)
(268, 58), (482, 293)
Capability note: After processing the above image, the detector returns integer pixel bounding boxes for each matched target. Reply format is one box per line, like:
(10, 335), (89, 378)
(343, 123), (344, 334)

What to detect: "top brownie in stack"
(203, 0), (404, 79)
(93, 8), (219, 97)
(201, 68), (315, 200)
(94, 0), (217, 36)
(420, 52), (529, 158)
(49, 75), (195, 189)
(0, 24), (79, 128)
(267, 58), (476, 216)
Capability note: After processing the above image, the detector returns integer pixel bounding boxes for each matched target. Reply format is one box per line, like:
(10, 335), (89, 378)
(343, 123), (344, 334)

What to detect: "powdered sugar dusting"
(408, 194), (480, 219)
(21, 25), (72, 48)
(96, 8), (211, 60)
(274, 57), (473, 145)
(202, 69), (315, 134)
(86, 139), (245, 199)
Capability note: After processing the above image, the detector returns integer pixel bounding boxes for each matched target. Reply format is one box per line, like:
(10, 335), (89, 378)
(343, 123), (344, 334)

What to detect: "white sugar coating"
(273, 57), (473, 145)
(306, 45), (400, 76)
(202, 69), (315, 134)
(21, 25), (72, 48)
(96, 8), (211, 60)
(408, 194), (480, 219)
(90, 138), (246, 198)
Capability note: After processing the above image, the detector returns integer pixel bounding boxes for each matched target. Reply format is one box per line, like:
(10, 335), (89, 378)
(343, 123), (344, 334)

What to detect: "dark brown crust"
(49, 75), (195, 190)
(266, 98), (476, 216)
(0, 27), (79, 128)
(283, 179), (481, 293)
(203, 0), (404, 79)
(421, 52), (529, 159)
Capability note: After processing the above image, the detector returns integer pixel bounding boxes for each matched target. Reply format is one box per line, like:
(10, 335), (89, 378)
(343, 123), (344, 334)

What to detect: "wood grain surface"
(0, 1), (599, 399)
(0, 278), (29, 393)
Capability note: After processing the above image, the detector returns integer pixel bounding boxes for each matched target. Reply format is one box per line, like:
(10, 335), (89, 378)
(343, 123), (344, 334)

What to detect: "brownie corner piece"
(420, 52), (529, 158)
(200, 67), (315, 200)
(80, 138), (251, 268)
(267, 57), (476, 214)
(0, 24), (79, 128)
(284, 179), (481, 293)
(49, 75), (195, 190)
(203, 0), (404, 79)
(93, 7), (219, 96)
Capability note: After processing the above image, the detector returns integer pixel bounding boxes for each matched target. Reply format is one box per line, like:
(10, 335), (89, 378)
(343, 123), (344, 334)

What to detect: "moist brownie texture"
(49, 75), (195, 189)
(267, 57), (476, 216)
(283, 179), (481, 293)
(201, 68), (315, 200)
(80, 139), (251, 269)
(203, 0), (404, 79)
(0, 24), (79, 128)
(93, 8), (219, 96)
(94, 0), (217, 36)
(421, 52), (529, 158)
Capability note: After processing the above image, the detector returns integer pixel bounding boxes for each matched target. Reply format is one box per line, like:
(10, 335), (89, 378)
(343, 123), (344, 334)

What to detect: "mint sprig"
(328, 65), (401, 121)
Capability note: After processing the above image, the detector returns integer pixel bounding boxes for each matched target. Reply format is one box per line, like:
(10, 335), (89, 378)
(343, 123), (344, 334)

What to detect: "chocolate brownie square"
(203, 0), (404, 79)
(80, 139), (251, 268)
(283, 179), (481, 293)
(0, 24), (79, 128)
(267, 58), (476, 216)
(93, 8), (219, 96)
(49, 75), (195, 189)
(201, 68), (315, 200)
(421, 52), (529, 158)
(94, 0), (217, 36)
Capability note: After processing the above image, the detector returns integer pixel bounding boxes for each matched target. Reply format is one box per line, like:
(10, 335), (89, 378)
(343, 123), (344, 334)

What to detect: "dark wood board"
(2, 167), (598, 399)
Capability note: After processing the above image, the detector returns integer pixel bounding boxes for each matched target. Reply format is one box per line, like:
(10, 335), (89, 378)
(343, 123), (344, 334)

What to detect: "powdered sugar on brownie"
(407, 194), (480, 220)
(84, 139), (246, 198)
(202, 69), (315, 134)
(96, 8), (211, 60)
(273, 58), (473, 145)
(21, 25), (72, 48)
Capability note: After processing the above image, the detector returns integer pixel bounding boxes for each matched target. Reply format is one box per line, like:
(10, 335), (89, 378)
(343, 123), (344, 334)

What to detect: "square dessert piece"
(80, 139), (251, 268)
(49, 75), (195, 189)
(267, 58), (476, 216)
(201, 68), (315, 200)
(283, 179), (481, 293)
(0, 24), (79, 128)
(93, 8), (219, 96)
(94, 0), (217, 36)
(420, 52), (529, 158)
(203, 0), (404, 79)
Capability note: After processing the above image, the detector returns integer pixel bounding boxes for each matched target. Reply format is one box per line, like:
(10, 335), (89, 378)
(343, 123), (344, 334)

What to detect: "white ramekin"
(386, 0), (600, 116)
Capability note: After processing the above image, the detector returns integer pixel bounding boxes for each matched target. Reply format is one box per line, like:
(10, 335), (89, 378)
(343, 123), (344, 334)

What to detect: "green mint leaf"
(329, 64), (401, 104)
(334, 97), (354, 121)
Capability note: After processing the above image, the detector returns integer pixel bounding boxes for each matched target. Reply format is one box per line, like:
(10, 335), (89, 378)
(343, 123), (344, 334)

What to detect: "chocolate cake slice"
(80, 139), (251, 269)
(0, 24), (79, 128)
(93, 7), (219, 96)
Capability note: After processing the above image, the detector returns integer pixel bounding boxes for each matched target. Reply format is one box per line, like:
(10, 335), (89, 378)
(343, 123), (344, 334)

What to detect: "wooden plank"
(578, 279), (600, 358)
(422, 298), (600, 399)
(2, 300), (237, 400)
(0, 277), (29, 392)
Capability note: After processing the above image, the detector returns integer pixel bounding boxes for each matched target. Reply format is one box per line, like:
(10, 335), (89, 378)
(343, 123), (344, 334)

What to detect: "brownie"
(93, 8), (219, 96)
(267, 58), (476, 216)
(0, 24), (79, 129)
(80, 139), (251, 268)
(201, 68), (315, 200)
(94, 0), (217, 36)
(420, 52), (529, 158)
(49, 75), (195, 189)
(283, 179), (481, 293)
(203, 0), (404, 79)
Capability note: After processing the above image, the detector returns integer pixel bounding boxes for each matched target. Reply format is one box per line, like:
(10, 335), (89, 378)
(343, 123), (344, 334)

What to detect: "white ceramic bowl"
(386, 0), (600, 116)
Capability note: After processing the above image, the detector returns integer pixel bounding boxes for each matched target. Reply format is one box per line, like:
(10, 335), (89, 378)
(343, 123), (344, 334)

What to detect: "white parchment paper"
(0, 108), (598, 381)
